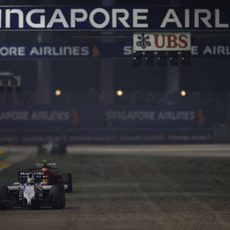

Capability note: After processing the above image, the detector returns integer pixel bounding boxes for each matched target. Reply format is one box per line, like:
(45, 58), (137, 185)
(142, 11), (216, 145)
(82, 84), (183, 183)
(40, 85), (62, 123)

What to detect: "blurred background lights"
(116, 90), (124, 97)
(55, 89), (62, 97)
(180, 90), (187, 97)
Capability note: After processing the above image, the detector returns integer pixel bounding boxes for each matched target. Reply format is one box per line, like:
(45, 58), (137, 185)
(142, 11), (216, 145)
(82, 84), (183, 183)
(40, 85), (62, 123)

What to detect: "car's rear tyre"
(0, 185), (9, 210)
(51, 184), (65, 209)
(62, 173), (73, 193)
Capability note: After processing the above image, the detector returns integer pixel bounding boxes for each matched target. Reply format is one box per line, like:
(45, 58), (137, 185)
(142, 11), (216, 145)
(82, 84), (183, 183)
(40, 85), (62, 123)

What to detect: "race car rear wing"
(35, 162), (57, 169)
(18, 171), (45, 184)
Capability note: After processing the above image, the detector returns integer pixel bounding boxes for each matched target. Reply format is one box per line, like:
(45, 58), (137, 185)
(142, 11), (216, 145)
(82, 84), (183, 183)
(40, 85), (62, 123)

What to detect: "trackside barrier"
(0, 128), (213, 145)
(0, 105), (214, 144)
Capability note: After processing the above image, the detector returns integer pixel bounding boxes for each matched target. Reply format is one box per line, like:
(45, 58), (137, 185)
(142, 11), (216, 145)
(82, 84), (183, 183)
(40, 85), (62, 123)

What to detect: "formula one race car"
(37, 142), (67, 155)
(0, 171), (65, 210)
(19, 161), (73, 193)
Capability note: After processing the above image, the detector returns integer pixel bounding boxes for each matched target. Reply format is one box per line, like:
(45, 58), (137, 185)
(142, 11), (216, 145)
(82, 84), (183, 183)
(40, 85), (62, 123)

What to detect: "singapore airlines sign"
(0, 6), (229, 31)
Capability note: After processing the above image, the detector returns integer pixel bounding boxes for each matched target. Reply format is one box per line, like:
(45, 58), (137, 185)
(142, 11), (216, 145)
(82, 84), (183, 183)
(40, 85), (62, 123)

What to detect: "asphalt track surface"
(0, 145), (230, 230)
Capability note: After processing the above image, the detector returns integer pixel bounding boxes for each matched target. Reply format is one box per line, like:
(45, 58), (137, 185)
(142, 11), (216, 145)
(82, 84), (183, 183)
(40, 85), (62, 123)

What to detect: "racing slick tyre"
(51, 184), (65, 209)
(62, 173), (73, 193)
(0, 185), (9, 210)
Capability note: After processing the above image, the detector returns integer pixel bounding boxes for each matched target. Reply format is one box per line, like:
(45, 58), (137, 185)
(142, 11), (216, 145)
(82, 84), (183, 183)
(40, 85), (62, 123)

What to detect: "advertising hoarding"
(133, 32), (191, 51)
(0, 6), (229, 31)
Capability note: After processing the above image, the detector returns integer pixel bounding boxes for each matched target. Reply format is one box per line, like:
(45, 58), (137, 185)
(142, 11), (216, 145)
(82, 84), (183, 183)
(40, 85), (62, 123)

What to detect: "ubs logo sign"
(136, 33), (151, 49)
(133, 32), (191, 51)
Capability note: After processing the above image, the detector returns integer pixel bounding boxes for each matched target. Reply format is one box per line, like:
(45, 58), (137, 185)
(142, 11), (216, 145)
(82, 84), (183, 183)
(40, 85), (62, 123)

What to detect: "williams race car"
(0, 171), (65, 210)
(19, 161), (73, 193)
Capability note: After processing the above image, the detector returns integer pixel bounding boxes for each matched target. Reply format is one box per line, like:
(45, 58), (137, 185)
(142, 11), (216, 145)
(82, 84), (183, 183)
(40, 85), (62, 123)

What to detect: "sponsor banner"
(0, 105), (213, 144)
(104, 108), (199, 127)
(0, 6), (229, 31)
(0, 128), (213, 144)
(0, 45), (95, 59)
(0, 105), (210, 129)
(0, 43), (230, 59)
(67, 129), (213, 144)
(190, 44), (230, 57)
(0, 108), (72, 128)
(133, 32), (191, 51)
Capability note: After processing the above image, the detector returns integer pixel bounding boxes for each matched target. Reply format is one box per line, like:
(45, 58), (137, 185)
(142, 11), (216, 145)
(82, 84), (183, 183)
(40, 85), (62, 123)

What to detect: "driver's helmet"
(27, 173), (35, 184)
